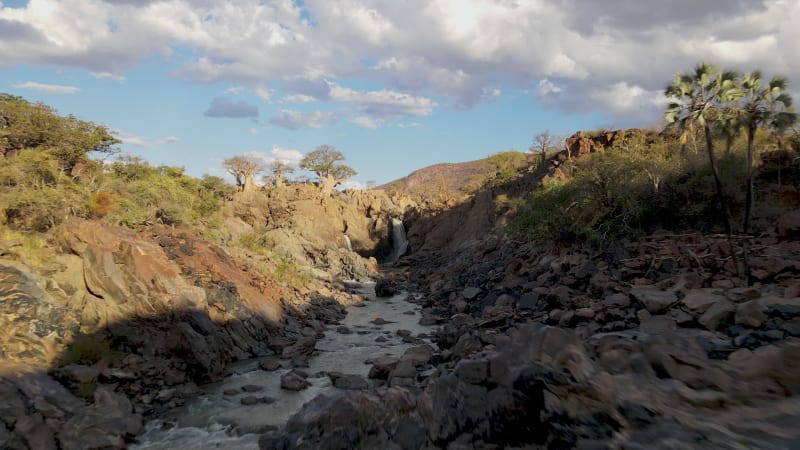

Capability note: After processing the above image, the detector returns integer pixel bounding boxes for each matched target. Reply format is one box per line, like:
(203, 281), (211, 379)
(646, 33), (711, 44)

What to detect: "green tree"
(299, 145), (357, 195)
(223, 155), (264, 192)
(665, 63), (742, 235)
(0, 94), (118, 173)
(739, 71), (797, 233)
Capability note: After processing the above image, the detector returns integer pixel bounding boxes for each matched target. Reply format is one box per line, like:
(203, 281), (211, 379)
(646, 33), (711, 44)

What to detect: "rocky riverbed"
(257, 231), (800, 449)
(131, 282), (436, 449)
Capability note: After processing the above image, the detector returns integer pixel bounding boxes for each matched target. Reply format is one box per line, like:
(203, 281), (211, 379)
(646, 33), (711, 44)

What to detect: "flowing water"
(132, 283), (432, 449)
(386, 218), (408, 264)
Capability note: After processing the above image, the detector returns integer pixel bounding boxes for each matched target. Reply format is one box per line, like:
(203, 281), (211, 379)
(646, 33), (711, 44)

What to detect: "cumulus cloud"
(536, 79), (562, 97)
(13, 81), (79, 94)
(3, 0), (800, 123)
(269, 109), (338, 129)
(91, 71), (125, 81)
(204, 98), (259, 118)
(243, 146), (304, 167)
(351, 116), (382, 129)
(115, 130), (180, 147)
(328, 82), (436, 118)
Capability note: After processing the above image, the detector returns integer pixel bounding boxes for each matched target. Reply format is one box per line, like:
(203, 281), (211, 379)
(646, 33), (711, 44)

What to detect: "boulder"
(682, 289), (726, 314)
(280, 371), (310, 391)
(735, 300), (767, 328)
(698, 300), (735, 331)
(454, 359), (489, 385)
(333, 374), (370, 390)
(777, 210), (800, 237)
(517, 292), (540, 310)
(402, 345), (434, 366)
(630, 286), (678, 314)
(58, 387), (143, 450)
(462, 287), (482, 300)
(368, 356), (400, 379)
(374, 279), (396, 297)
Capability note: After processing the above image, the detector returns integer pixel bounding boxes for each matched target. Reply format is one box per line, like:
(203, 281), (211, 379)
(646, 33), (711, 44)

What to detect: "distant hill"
(378, 152), (533, 208)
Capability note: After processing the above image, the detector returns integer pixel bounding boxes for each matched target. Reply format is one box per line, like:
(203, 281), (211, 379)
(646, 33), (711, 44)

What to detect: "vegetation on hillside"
(512, 63), (798, 250)
(0, 95), (233, 233)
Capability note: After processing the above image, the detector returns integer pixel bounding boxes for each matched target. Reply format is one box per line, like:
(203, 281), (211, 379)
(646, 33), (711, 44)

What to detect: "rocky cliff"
(0, 184), (413, 449)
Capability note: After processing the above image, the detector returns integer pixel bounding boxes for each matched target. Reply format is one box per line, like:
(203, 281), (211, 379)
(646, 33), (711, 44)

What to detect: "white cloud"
(536, 79), (562, 97)
(244, 146), (304, 167)
(224, 85), (246, 95)
(351, 116), (382, 129)
(397, 122), (421, 128)
(12, 81), (79, 94)
(281, 94), (316, 103)
(2, 0), (799, 124)
(157, 136), (180, 145)
(269, 146), (303, 166)
(116, 130), (148, 147)
(589, 82), (669, 122)
(269, 109), (338, 129)
(91, 71), (125, 81)
(115, 130), (180, 148)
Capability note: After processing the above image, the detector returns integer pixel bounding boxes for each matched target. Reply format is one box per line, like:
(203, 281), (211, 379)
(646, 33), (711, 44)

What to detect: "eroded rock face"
(0, 216), (365, 448)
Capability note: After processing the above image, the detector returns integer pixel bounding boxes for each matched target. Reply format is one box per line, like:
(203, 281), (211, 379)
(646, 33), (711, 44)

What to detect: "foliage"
(485, 151), (528, 186)
(0, 94), (119, 172)
(510, 132), (761, 246)
(223, 155), (264, 192)
(0, 98), (237, 232)
(300, 145), (357, 185)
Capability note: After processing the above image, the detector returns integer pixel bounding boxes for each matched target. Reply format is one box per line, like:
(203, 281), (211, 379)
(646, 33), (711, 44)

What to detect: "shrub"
(89, 191), (115, 217)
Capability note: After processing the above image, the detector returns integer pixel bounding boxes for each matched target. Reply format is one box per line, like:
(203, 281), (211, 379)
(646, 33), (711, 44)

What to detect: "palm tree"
(740, 71), (797, 233)
(665, 62), (741, 235)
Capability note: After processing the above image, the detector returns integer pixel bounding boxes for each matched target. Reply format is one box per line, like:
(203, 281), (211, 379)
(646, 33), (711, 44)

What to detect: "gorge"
(1, 125), (800, 450)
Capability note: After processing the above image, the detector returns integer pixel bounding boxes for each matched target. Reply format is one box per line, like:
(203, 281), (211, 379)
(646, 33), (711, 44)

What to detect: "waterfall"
(343, 234), (353, 252)
(386, 218), (408, 263)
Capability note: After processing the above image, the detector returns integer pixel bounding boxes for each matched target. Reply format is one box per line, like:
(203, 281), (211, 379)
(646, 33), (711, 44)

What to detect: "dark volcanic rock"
(375, 279), (396, 297)
(280, 371), (310, 391)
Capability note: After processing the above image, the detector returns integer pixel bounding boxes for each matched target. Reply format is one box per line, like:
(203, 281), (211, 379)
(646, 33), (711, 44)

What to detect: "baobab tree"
(269, 160), (295, 188)
(223, 155), (263, 192)
(300, 145), (357, 196)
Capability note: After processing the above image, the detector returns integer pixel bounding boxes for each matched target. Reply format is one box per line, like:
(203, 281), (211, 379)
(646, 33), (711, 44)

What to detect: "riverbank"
(132, 282), (436, 449)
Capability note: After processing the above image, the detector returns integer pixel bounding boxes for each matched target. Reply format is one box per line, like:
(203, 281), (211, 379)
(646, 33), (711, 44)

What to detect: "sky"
(1, 0), (799, 187)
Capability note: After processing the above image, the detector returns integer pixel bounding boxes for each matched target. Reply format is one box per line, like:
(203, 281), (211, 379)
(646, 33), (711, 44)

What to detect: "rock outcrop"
(0, 217), (364, 448)
(260, 226), (800, 448)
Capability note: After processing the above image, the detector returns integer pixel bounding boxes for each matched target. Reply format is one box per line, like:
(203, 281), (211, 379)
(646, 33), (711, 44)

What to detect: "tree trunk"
(743, 125), (756, 234)
(320, 174), (337, 197)
(704, 124), (734, 235)
(705, 123), (744, 280)
(242, 174), (256, 193)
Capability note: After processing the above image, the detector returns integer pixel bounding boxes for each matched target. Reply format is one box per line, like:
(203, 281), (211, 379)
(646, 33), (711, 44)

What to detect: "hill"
(379, 151), (535, 209)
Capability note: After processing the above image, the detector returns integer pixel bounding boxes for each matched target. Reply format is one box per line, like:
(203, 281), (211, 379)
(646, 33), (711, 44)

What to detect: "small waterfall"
(386, 218), (408, 263)
(343, 234), (353, 252)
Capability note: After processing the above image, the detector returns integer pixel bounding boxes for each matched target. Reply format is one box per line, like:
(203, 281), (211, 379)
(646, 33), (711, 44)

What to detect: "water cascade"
(386, 218), (408, 264)
(343, 234), (353, 252)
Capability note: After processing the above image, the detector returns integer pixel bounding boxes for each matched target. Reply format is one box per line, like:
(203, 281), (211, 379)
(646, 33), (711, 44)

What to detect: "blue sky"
(2, 0), (799, 186)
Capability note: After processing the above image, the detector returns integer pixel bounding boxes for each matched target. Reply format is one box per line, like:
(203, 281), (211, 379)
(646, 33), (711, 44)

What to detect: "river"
(131, 282), (433, 449)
